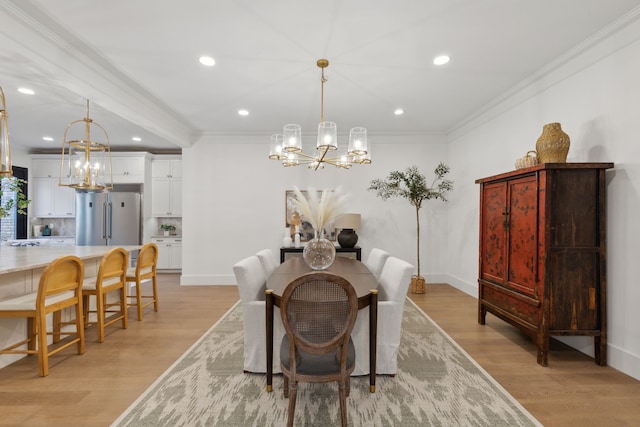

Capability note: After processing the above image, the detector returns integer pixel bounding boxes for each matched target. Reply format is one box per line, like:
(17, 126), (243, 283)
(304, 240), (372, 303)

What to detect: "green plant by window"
(0, 177), (30, 218)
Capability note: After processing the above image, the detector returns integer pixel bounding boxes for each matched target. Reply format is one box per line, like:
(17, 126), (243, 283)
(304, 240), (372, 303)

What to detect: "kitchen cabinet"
(150, 237), (182, 269)
(111, 155), (145, 183)
(152, 159), (181, 217)
(48, 237), (76, 246)
(476, 163), (612, 366)
(31, 158), (75, 218)
(152, 159), (181, 178)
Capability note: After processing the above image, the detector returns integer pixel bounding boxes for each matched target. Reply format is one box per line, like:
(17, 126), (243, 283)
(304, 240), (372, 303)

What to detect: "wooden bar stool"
(126, 243), (159, 321)
(0, 255), (85, 377)
(82, 247), (129, 342)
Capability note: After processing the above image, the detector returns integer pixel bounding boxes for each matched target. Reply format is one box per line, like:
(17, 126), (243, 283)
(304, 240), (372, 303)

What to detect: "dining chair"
(126, 243), (159, 320)
(364, 248), (390, 280)
(233, 255), (284, 373)
(0, 255), (85, 377)
(279, 272), (358, 427)
(82, 247), (129, 342)
(375, 256), (414, 374)
(256, 248), (278, 277)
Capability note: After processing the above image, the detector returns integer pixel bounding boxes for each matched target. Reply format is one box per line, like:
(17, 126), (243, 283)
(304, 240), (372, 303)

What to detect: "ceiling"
(1, 0), (639, 154)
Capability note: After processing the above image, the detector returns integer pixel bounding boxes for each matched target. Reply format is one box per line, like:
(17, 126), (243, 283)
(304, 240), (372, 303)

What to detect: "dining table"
(265, 256), (379, 393)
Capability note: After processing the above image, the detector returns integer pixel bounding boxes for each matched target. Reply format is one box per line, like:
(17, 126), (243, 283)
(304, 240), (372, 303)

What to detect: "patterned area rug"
(112, 299), (541, 426)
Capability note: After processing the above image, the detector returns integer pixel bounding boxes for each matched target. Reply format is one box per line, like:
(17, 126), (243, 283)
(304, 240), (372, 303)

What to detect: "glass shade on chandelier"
(59, 100), (113, 191)
(0, 85), (13, 176)
(269, 59), (370, 170)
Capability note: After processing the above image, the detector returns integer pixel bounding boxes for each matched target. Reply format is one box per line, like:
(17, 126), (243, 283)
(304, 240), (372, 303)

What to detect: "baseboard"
(180, 274), (235, 285)
(426, 273), (477, 297)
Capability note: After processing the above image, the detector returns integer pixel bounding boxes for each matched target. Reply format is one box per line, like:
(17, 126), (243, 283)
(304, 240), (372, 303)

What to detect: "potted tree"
(368, 163), (453, 293)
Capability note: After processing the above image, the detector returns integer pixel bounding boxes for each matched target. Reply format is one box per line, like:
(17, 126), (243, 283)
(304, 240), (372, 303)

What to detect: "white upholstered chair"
(352, 255), (414, 375)
(256, 249), (278, 278)
(233, 255), (284, 373)
(364, 248), (390, 280)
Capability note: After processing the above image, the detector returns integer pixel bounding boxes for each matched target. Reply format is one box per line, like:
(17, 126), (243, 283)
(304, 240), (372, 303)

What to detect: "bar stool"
(0, 255), (85, 377)
(126, 243), (159, 321)
(82, 247), (129, 342)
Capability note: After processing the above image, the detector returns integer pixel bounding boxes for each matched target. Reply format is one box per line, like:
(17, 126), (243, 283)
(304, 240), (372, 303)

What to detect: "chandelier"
(269, 59), (371, 170)
(59, 100), (113, 191)
(0, 85), (13, 176)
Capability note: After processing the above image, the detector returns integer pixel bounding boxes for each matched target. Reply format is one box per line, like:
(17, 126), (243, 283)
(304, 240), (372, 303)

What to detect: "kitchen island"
(0, 245), (141, 369)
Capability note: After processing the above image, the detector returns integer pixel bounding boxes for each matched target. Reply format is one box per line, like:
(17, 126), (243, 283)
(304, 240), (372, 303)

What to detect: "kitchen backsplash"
(31, 218), (75, 237)
(29, 217), (183, 238)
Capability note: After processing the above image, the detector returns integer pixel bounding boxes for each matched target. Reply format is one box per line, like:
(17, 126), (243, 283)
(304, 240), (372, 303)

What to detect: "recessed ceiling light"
(199, 56), (216, 67)
(132, 136), (142, 142)
(394, 109), (404, 116)
(238, 109), (249, 116)
(42, 136), (54, 141)
(18, 87), (35, 95)
(433, 55), (450, 66)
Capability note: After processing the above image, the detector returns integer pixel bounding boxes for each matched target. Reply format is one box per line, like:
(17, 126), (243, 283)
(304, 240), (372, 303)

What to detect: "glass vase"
(303, 232), (336, 270)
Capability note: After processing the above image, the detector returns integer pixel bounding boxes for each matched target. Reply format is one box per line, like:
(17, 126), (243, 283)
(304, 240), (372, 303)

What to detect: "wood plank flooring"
(0, 275), (638, 426)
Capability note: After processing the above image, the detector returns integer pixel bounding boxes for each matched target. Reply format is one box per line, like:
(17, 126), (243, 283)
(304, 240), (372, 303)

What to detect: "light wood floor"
(0, 275), (638, 426)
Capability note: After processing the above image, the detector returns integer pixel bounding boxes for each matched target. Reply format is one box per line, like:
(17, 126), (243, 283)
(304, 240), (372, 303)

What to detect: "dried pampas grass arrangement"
(291, 186), (348, 236)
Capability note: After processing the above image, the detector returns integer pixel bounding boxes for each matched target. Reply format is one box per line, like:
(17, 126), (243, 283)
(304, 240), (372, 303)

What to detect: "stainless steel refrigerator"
(75, 191), (141, 246)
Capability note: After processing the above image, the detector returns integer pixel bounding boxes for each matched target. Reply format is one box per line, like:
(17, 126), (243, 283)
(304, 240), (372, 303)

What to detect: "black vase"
(337, 229), (358, 248)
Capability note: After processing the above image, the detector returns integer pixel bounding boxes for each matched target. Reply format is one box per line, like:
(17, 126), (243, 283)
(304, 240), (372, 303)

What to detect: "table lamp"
(335, 213), (361, 248)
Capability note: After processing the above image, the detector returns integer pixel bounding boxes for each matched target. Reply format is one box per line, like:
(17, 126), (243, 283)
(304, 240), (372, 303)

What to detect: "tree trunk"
(415, 204), (421, 277)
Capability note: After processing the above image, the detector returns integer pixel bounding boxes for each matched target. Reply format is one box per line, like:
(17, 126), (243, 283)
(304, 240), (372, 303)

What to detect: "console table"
(280, 246), (361, 263)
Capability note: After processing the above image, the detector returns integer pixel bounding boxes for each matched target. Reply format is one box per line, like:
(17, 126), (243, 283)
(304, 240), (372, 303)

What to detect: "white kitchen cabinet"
(31, 158), (75, 218)
(111, 155), (145, 183)
(150, 237), (182, 269)
(48, 237), (76, 246)
(152, 159), (181, 178)
(151, 159), (181, 217)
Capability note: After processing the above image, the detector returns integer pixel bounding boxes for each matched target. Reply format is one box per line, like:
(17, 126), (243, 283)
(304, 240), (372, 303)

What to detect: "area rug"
(111, 299), (541, 427)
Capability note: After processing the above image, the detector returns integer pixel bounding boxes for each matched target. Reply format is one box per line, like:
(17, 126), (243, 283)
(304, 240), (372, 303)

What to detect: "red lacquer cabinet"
(476, 163), (613, 366)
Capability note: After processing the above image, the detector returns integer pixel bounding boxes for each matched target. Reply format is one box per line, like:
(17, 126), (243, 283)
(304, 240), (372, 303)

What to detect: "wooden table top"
(0, 245), (142, 275)
(266, 256), (377, 297)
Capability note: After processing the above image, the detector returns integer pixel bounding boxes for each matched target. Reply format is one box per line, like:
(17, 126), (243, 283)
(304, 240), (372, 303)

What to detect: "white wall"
(447, 17), (640, 380)
(181, 134), (449, 285)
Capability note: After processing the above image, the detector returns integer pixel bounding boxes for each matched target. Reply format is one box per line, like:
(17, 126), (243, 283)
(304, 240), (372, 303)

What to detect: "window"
(0, 166), (28, 241)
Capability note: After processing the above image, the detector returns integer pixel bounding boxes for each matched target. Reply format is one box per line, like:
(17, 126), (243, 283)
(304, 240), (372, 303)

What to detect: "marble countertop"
(0, 245), (142, 275)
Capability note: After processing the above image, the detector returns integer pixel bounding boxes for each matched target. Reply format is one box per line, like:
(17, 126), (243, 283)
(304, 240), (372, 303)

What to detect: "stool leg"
(75, 297), (85, 355)
(53, 311), (61, 344)
(152, 275), (159, 312)
(36, 312), (49, 377)
(136, 281), (143, 320)
(27, 317), (36, 352)
(96, 294), (105, 343)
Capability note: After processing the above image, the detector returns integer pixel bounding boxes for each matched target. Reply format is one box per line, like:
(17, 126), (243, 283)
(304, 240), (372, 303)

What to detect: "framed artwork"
(285, 190), (337, 242)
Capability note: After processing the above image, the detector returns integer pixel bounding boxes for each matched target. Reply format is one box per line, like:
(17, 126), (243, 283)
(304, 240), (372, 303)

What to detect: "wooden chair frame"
(0, 255), (85, 377)
(280, 272), (358, 427)
(82, 247), (128, 342)
(126, 243), (159, 320)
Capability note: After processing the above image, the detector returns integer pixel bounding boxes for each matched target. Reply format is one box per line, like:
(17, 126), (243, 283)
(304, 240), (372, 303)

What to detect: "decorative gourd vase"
(536, 122), (570, 163)
(337, 228), (358, 248)
(303, 232), (336, 270)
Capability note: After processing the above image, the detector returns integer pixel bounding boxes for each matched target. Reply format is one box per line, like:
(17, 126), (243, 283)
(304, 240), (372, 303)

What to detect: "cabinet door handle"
(502, 207), (510, 229)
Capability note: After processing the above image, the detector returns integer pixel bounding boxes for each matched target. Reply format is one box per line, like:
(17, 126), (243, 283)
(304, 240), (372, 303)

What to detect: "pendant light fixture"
(59, 100), (113, 191)
(269, 59), (371, 170)
(0, 85), (13, 176)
